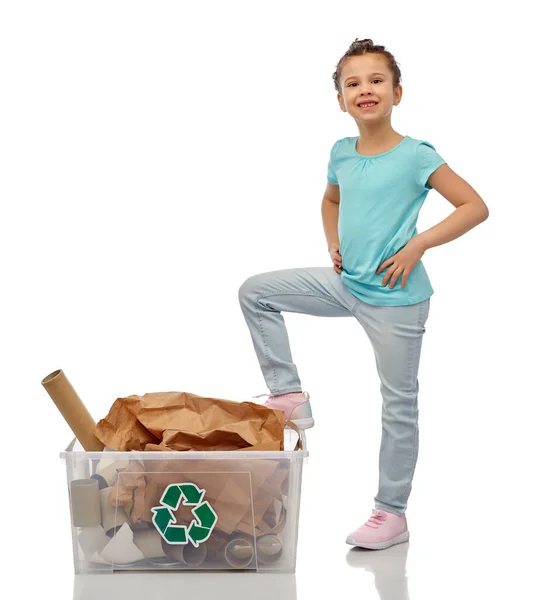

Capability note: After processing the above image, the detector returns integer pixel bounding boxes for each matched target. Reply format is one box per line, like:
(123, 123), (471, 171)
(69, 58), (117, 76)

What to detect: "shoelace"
(365, 509), (387, 529)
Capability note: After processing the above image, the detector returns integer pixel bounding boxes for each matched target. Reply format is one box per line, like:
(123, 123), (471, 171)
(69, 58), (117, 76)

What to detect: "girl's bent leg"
(238, 267), (358, 395)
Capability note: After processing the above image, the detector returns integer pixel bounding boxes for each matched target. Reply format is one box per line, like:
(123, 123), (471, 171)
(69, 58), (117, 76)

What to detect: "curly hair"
(332, 38), (402, 94)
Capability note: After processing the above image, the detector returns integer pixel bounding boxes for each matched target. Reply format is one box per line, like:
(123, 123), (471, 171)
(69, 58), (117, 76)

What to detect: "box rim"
(60, 436), (309, 460)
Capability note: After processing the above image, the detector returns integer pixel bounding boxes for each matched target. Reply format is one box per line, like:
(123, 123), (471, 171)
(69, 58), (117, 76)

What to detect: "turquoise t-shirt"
(327, 134), (447, 306)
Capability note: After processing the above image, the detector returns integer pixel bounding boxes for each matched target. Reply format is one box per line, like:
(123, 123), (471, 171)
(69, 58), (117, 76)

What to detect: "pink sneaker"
(253, 391), (314, 429)
(346, 509), (410, 550)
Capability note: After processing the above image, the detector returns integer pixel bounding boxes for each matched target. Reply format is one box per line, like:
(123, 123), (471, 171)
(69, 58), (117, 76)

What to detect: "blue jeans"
(238, 266), (430, 516)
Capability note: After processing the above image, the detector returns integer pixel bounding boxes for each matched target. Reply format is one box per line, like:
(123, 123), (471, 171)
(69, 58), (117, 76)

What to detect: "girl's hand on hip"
(328, 243), (343, 274)
(376, 238), (426, 289)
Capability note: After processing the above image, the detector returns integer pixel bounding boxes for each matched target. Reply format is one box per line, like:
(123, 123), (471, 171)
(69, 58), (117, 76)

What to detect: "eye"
(348, 80), (382, 87)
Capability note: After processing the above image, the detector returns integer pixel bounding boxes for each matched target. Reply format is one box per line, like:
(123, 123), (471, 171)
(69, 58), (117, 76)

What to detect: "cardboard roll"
(256, 534), (283, 564)
(223, 537), (254, 569)
(41, 369), (104, 451)
(163, 541), (208, 567)
(70, 479), (101, 527)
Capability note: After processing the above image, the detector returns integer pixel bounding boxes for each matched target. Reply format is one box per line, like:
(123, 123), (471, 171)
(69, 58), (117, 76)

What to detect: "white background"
(1, 1), (542, 598)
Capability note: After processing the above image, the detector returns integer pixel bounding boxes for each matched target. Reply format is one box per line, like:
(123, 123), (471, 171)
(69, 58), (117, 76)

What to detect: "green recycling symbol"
(151, 483), (218, 547)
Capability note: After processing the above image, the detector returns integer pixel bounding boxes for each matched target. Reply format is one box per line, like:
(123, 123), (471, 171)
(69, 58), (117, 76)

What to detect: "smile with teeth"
(358, 101), (378, 109)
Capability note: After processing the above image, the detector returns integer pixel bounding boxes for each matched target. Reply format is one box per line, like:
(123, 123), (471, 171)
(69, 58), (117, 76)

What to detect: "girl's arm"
(322, 182), (341, 250)
(415, 164), (489, 251)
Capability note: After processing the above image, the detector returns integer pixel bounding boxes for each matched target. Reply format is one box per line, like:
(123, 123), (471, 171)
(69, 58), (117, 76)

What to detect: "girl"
(238, 38), (489, 550)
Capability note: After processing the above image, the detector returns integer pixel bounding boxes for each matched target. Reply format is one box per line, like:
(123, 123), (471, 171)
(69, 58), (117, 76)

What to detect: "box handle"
(285, 420), (305, 451)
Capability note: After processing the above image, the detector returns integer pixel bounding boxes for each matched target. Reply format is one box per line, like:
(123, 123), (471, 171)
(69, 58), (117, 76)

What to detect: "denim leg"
(352, 298), (430, 516)
(238, 267), (358, 395)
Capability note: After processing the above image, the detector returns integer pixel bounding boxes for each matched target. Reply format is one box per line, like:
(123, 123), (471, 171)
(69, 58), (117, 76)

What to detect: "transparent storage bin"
(60, 428), (308, 573)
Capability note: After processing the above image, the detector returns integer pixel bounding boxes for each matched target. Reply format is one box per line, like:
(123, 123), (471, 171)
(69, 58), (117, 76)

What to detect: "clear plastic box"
(60, 428), (308, 573)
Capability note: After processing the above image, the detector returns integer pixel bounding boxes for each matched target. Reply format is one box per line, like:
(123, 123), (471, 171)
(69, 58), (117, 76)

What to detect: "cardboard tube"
(162, 542), (183, 563)
(164, 542), (208, 567)
(224, 537), (254, 568)
(256, 534), (283, 564)
(181, 543), (208, 567)
(99, 487), (129, 535)
(133, 529), (167, 559)
(41, 369), (104, 451)
(70, 478), (101, 527)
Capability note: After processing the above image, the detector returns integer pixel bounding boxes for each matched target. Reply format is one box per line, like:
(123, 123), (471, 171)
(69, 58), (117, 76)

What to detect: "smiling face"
(337, 53), (402, 121)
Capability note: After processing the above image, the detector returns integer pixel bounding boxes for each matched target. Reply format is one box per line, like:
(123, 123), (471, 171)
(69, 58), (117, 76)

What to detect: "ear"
(337, 92), (347, 112)
(394, 85), (403, 105)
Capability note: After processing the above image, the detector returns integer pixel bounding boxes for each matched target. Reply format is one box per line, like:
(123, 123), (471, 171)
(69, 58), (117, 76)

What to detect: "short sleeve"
(415, 141), (447, 190)
(327, 139), (341, 185)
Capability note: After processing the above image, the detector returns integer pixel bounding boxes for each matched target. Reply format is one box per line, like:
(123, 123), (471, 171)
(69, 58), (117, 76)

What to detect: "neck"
(355, 120), (400, 149)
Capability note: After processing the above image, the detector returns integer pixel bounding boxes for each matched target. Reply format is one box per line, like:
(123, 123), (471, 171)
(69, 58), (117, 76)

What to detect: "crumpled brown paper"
(94, 391), (299, 539)
(94, 391), (286, 452)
